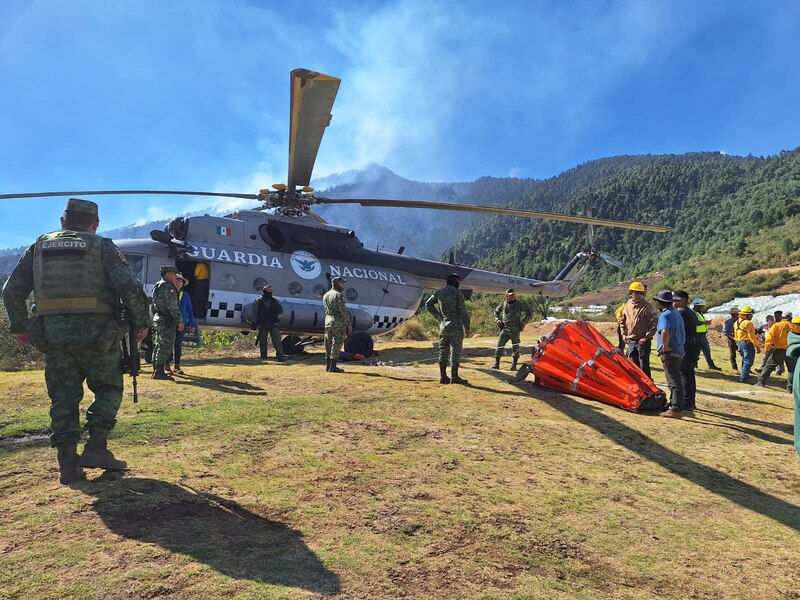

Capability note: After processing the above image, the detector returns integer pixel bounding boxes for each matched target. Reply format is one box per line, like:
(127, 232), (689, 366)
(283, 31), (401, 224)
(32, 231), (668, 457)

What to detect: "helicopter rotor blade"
(585, 206), (595, 246)
(312, 197), (671, 232)
(0, 190), (261, 201)
(287, 69), (341, 191)
(597, 250), (625, 269)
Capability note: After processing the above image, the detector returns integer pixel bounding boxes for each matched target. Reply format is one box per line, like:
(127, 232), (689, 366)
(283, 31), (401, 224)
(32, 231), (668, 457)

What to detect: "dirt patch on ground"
(561, 276), (662, 307)
(747, 263), (800, 276)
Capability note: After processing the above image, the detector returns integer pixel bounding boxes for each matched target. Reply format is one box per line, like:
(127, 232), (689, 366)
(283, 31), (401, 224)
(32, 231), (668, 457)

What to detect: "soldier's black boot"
(492, 358), (500, 369)
(450, 366), (468, 385)
(510, 357), (518, 371)
(151, 363), (175, 381)
(439, 363), (450, 384)
(79, 430), (128, 471)
(56, 443), (85, 484)
(329, 360), (344, 373)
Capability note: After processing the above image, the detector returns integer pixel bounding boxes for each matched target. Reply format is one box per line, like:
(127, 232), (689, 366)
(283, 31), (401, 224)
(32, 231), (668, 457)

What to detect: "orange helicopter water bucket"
(517, 320), (666, 412)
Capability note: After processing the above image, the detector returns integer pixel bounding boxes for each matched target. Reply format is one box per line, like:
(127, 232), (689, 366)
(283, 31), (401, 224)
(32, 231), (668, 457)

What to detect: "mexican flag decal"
(216, 226), (232, 236)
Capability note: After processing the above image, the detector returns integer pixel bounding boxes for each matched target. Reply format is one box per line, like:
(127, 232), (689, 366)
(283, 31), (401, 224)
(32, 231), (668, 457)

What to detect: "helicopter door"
(176, 259), (211, 321)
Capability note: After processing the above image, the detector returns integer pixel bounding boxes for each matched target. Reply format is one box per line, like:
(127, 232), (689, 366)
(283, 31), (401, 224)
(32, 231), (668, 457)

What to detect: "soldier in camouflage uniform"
(2, 198), (150, 484)
(150, 265), (184, 381)
(425, 273), (471, 384)
(323, 276), (352, 373)
(493, 288), (531, 371)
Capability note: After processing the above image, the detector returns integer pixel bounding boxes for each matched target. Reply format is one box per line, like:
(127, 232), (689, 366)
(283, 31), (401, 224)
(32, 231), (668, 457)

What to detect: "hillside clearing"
(1, 336), (798, 599)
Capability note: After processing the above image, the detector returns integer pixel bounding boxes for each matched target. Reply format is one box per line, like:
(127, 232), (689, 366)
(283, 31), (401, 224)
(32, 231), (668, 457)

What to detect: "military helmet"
(628, 281), (646, 293)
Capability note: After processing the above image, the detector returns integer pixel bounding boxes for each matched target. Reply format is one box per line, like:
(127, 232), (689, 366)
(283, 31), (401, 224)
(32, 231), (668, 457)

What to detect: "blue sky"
(1, 0), (799, 247)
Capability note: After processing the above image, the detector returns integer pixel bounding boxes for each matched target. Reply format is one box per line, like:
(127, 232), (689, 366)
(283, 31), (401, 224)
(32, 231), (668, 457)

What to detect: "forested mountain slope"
(448, 149), (800, 304)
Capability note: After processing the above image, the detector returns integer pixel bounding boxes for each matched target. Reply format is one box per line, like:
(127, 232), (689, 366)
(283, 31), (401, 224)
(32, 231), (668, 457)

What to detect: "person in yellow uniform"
(614, 302), (626, 352)
(755, 311), (794, 391)
(192, 262), (210, 319)
(734, 306), (761, 383)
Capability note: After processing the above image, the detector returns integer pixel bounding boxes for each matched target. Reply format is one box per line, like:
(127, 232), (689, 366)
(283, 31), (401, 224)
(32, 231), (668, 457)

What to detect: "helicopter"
(0, 68), (670, 356)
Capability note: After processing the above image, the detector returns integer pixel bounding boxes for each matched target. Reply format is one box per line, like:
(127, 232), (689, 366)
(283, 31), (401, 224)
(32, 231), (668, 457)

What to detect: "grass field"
(1, 334), (798, 599)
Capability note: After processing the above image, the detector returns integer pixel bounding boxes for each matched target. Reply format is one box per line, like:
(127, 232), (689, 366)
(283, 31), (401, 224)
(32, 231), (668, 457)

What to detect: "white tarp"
(706, 293), (800, 326)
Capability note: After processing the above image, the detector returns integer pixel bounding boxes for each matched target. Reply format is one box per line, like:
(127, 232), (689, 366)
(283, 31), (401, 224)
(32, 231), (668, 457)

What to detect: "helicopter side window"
(345, 288), (358, 302)
(126, 254), (145, 284)
(312, 284), (325, 299)
(259, 223), (285, 249)
(253, 277), (268, 292)
(220, 273), (237, 290)
(288, 281), (302, 297)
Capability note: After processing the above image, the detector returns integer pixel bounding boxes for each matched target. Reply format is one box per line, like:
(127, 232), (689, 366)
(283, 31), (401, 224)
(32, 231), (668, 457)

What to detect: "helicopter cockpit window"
(288, 281), (302, 297)
(253, 277), (268, 292)
(345, 288), (358, 302)
(259, 224), (285, 249)
(126, 254), (145, 283)
(312, 284), (325, 299)
(166, 217), (189, 240)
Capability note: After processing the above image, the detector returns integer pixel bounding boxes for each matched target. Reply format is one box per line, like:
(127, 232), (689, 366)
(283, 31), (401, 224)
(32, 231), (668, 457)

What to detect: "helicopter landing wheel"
(344, 331), (373, 357)
(281, 335), (304, 356)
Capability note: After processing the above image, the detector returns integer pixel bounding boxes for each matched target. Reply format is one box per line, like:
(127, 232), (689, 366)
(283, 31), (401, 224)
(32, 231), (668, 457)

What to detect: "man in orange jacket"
(756, 311), (796, 391)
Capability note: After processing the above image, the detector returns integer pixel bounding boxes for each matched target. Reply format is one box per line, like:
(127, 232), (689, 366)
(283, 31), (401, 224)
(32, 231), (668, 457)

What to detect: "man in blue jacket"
(654, 290), (686, 419)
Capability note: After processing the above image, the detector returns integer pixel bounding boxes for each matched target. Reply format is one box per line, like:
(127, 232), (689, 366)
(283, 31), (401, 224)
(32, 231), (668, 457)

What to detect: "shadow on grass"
(176, 375), (269, 396)
(696, 387), (792, 409)
(690, 416), (793, 445)
(699, 409), (794, 435)
(493, 373), (800, 532)
(78, 474), (340, 594)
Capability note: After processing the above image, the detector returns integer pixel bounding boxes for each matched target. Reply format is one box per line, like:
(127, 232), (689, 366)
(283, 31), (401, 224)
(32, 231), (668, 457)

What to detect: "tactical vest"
(692, 309), (708, 334)
(32, 230), (115, 316)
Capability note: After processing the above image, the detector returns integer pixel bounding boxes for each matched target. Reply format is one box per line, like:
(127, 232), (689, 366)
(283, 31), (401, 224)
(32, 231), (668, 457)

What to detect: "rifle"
(119, 307), (140, 403)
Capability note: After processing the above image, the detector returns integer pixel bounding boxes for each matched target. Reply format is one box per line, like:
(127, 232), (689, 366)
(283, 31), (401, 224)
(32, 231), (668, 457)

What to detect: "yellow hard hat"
(739, 306), (754, 315)
(793, 315), (800, 324)
(628, 281), (646, 293)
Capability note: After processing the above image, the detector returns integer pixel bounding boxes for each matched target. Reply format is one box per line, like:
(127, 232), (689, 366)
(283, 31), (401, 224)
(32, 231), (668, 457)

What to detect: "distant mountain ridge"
(449, 148), (800, 304)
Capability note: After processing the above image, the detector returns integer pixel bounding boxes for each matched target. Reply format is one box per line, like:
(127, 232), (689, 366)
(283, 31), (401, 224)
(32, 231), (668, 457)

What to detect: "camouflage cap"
(65, 197), (99, 216)
(332, 276), (347, 284)
(160, 264), (178, 276)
